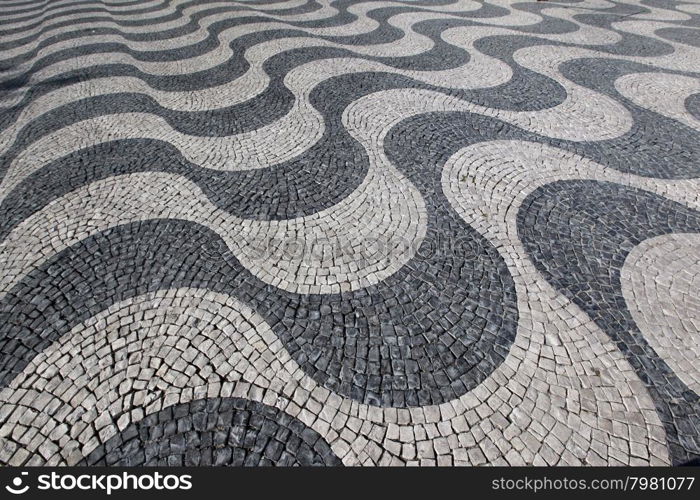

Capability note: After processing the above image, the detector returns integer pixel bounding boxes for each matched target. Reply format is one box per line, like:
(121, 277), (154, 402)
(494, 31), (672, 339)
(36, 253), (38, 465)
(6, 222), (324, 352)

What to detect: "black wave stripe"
(1, 0), (686, 175)
(0, 60), (381, 220)
(0, 29), (610, 227)
(0, 9), (475, 134)
(0, 0), (157, 15)
(557, 57), (700, 179)
(4, 52), (699, 237)
(0, 0), (322, 57)
(0, 0), (476, 88)
(0, 0), (173, 27)
(0, 6), (684, 151)
(0, 3), (179, 36)
(0, 212), (517, 408)
(640, 0), (700, 24)
(80, 397), (342, 466)
(0, 16), (473, 138)
(0, 1), (111, 20)
(0, 0), (505, 57)
(686, 93), (700, 122)
(0, 41), (558, 221)
(572, 12), (677, 56)
(0, 0), (322, 39)
(2, 0), (700, 467)
(1, 0), (674, 98)
(385, 96), (700, 183)
(0, 0), (442, 61)
(0, 27), (605, 216)
(0, 3), (325, 74)
(516, 180), (700, 465)
(656, 27), (700, 48)
(0, 121), (364, 224)
(0, 0), (62, 13)
(0, 66), (381, 222)
(509, 2), (585, 35)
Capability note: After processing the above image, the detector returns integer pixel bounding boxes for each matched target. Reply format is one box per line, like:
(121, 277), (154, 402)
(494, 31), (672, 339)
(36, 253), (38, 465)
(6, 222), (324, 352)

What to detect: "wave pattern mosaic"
(0, 0), (699, 466)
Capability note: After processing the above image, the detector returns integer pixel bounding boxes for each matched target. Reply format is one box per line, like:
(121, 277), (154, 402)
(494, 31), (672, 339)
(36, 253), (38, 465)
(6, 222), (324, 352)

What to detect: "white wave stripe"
(0, 0), (329, 82)
(0, 0), (329, 91)
(0, 0), (72, 13)
(0, 0), (169, 20)
(440, 140), (698, 461)
(0, 53), (636, 201)
(0, 280), (671, 465)
(0, 0), (186, 33)
(621, 234), (700, 396)
(0, 23), (519, 155)
(615, 72), (700, 132)
(441, 140), (700, 251)
(632, 4), (693, 21)
(0, 289), (312, 465)
(0, 94), (683, 468)
(677, 3), (700, 16)
(3, 40), (468, 293)
(440, 140), (691, 465)
(0, 0), (484, 60)
(611, 19), (700, 73)
(0, 157), (426, 295)
(2, 0), (621, 95)
(0, 14), (628, 155)
(3, 0), (628, 72)
(0, 0), (310, 34)
(0, 5), (491, 90)
(1, 56), (340, 188)
(0, 9), (450, 109)
(0, 0), (696, 465)
(6, 0), (614, 101)
(0, 1), (622, 113)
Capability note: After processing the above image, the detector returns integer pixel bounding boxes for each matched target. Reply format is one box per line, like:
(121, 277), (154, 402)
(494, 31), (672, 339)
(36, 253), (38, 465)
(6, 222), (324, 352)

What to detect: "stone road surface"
(1, 0), (699, 466)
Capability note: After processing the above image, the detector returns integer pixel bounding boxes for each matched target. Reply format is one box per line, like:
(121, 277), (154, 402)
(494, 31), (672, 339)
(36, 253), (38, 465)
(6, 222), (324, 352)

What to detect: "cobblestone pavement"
(0, 0), (699, 467)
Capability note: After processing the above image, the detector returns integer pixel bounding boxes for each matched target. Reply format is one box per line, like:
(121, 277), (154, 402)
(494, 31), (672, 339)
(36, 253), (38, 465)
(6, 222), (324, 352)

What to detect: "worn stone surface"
(80, 397), (342, 466)
(0, 0), (699, 466)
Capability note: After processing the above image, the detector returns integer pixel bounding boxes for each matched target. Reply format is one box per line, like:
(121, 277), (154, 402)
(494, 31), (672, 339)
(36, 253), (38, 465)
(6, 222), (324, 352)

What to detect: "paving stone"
(0, 0), (698, 467)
